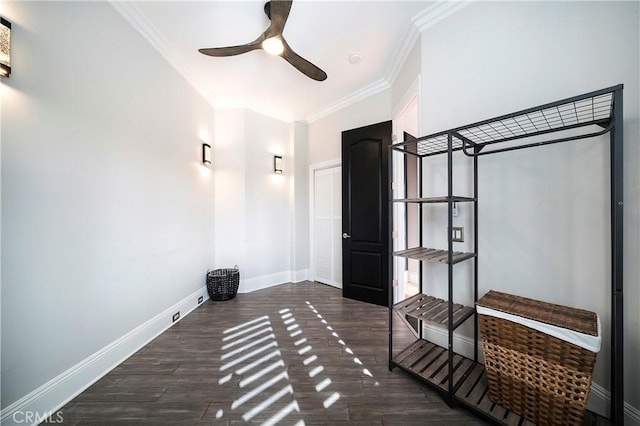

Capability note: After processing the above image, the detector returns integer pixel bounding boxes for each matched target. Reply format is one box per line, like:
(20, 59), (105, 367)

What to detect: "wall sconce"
(202, 143), (211, 167)
(0, 18), (11, 78)
(274, 155), (283, 174)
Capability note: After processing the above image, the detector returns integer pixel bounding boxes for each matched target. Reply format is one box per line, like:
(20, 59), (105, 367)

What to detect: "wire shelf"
(399, 134), (466, 157)
(457, 92), (613, 145)
(392, 85), (620, 158)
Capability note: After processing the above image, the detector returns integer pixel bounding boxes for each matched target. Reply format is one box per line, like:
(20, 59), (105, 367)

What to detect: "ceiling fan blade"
(199, 42), (261, 57)
(199, 2), (327, 82)
(199, 32), (267, 57)
(267, 0), (293, 35)
(281, 38), (327, 81)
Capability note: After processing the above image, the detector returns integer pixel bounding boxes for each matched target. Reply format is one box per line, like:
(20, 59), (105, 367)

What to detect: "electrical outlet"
(198, 295), (204, 304)
(172, 311), (180, 322)
(452, 227), (464, 242)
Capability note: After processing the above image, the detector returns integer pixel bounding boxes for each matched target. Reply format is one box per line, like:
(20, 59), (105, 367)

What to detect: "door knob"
(342, 233), (351, 239)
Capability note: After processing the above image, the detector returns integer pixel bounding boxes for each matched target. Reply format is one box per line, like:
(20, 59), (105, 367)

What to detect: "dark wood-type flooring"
(52, 282), (607, 425)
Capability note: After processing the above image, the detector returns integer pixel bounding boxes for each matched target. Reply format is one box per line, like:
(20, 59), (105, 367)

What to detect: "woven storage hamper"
(476, 290), (600, 426)
(206, 267), (240, 301)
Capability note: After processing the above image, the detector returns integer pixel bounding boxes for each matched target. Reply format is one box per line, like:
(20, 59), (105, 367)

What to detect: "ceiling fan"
(199, 0), (327, 81)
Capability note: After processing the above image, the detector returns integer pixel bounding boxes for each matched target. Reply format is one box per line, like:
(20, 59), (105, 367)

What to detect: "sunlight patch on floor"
(216, 314), (302, 425)
(279, 307), (341, 413)
(212, 303), (370, 424)
(306, 301), (379, 386)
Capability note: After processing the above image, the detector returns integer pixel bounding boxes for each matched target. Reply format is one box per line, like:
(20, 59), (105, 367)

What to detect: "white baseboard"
(0, 287), (209, 426)
(4, 288), (635, 426)
(238, 269), (310, 293)
(421, 323), (480, 360)
(420, 324), (639, 425)
(588, 382), (640, 425)
(291, 269), (310, 283)
(625, 400), (640, 425)
(238, 271), (291, 293)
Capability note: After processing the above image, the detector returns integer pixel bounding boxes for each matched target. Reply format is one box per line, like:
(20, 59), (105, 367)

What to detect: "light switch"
(452, 227), (464, 242)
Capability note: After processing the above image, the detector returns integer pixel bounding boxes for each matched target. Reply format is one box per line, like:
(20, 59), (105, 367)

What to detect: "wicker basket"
(206, 267), (240, 301)
(477, 290), (599, 426)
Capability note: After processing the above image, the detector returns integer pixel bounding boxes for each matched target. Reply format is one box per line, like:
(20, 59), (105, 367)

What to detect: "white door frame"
(309, 159), (342, 287)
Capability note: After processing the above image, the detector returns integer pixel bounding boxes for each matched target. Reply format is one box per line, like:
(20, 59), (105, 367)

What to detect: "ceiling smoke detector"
(348, 53), (362, 64)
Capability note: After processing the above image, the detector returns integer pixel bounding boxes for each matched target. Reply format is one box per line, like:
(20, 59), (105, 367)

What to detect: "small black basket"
(206, 266), (240, 301)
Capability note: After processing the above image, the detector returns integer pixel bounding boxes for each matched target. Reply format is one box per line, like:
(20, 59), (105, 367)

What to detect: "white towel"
(477, 305), (601, 353)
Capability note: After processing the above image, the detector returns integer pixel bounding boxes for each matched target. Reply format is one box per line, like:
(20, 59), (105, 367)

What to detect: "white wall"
(1, 0), (215, 411)
(213, 109), (246, 274)
(244, 110), (291, 283)
(290, 122), (310, 279)
(391, 41), (421, 114)
(308, 89), (392, 165)
(213, 108), (303, 292)
(419, 0), (639, 416)
(3, 0), (637, 421)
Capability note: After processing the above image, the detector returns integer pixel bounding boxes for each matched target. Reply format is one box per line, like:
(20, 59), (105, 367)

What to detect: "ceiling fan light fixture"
(262, 36), (284, 56)
(199, 1), (327, 81)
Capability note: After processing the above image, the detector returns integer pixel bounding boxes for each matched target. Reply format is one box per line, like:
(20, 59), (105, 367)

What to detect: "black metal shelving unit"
(388, 85), (624, 424)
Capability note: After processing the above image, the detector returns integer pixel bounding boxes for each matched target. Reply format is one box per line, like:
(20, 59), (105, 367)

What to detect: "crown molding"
(384, 25), (420, 86)
(109, 1), (215, 110)
(385, 1), (474, 86)
(110, 1), (175, 64)
(305, 1), (473, 122)
(412, 0), (473, 33)
(111, 1), (296, 124)
(112, 0), (472, 125)
(304, 78), (391, 123)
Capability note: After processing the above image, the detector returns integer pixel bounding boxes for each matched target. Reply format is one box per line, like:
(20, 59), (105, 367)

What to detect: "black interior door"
(341, 121), (391, 306)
